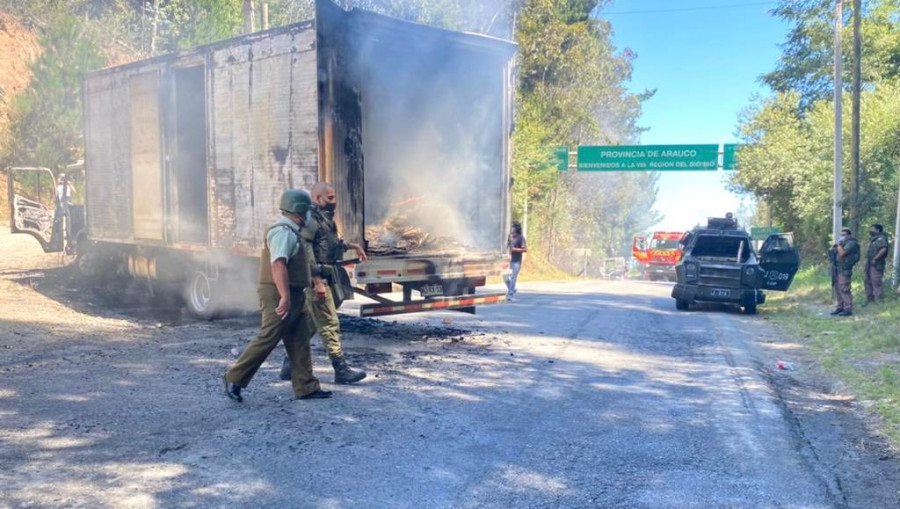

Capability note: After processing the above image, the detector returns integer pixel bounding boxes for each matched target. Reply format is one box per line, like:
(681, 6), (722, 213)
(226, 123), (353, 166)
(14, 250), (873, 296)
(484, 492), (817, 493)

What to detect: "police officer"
(830, 227), (860, 317)
(864, 224), (890, 305)
(280, 182), (367, 385)
(224, 189), (332, 402)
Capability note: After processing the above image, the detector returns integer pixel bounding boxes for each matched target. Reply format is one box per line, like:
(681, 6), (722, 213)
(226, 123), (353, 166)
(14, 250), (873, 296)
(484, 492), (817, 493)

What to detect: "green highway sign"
(750, 226), (781, 240)
(722, 144), (744, 171)
(577, 144), (719, 171)
(554, 146), (569, 172)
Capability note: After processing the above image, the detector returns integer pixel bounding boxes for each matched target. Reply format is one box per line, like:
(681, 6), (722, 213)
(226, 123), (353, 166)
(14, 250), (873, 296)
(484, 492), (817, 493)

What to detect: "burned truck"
(671, 217), (800, 314)
(6, 0), (515, 318)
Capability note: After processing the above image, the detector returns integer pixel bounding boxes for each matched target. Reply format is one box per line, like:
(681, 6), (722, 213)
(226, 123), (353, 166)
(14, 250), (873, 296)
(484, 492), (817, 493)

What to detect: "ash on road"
(1, 231), (898, 508)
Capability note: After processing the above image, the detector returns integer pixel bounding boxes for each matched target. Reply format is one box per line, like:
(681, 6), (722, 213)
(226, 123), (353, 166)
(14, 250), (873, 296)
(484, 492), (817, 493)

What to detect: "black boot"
(332, 357), (366, 384)
(224, 375), (243, 402)
(279, 356), (292, 381)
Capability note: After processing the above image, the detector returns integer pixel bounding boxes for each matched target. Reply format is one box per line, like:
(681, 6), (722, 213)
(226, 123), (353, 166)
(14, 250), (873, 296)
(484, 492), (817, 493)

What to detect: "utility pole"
(261, 2), (270, 30)
(833, 0), (844, 242)
(243, 0), (255, 33)
(850, 0), (862, 236)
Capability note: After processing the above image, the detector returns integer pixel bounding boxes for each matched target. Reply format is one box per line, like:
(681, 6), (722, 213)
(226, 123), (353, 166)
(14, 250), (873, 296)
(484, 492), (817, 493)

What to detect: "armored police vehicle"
(671, 217), (800, 314)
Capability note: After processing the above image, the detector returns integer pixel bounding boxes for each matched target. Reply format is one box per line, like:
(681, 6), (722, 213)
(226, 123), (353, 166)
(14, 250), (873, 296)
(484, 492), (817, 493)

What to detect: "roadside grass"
(486, 247), (574, 285)
(767, 264), (900, 443)
(517, 248), (574, 282)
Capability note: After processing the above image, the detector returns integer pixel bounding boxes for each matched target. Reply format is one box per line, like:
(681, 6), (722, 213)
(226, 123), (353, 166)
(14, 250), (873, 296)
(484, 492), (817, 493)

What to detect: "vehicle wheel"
(75, 248), (94, 275)
(675, 299), (690, 311)
(743, 303), (758, 315)
(184, 270), (218, 320)
(75, 240), (104, 278)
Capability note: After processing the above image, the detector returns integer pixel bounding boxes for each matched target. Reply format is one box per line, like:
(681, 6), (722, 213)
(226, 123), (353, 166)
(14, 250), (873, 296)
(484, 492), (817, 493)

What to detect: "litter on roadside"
(776, 360), (794, 370)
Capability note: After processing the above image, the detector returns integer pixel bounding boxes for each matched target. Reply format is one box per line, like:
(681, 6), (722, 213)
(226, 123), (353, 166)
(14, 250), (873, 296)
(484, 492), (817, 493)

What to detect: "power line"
(601, 1), (778, 15)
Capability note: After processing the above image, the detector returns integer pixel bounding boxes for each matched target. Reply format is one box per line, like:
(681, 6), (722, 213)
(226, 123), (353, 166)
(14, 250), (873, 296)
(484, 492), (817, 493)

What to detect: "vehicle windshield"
(690, 235), (752, 262)
(650, 238), (680, 250)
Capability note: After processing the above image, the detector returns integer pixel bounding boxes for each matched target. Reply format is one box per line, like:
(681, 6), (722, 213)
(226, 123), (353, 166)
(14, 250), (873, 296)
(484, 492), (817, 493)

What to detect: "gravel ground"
(1, 230), (899, 508)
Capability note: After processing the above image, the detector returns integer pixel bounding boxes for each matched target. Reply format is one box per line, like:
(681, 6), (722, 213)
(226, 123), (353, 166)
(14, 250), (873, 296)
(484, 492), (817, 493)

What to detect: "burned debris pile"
(364, 197), (468, 256)
(365, 216), (465, 256)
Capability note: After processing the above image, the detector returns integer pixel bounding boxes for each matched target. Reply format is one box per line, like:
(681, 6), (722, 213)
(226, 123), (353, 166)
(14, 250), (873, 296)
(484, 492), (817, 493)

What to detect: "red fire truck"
(632, 231), (684, 281)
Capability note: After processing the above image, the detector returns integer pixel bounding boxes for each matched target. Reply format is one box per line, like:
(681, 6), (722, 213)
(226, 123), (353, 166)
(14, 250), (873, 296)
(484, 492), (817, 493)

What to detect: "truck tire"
(743, 303), (758, 315)
(675, 299), (690, 311)
(75, 239), (108, 279)
(184, 270), (218, 320)
(75, 247), (96, 276)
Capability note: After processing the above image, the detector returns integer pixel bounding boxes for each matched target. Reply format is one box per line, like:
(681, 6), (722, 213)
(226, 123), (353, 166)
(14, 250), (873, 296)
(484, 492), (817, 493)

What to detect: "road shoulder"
(723, 310), (900, 507)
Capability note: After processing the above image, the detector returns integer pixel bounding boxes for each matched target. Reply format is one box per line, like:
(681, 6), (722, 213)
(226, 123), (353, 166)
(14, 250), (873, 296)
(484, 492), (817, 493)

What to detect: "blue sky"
(602, 0), (789, 231)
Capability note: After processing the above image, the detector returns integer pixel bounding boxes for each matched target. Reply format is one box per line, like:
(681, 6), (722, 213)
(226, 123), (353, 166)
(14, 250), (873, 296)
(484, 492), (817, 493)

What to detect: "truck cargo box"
(81, 0), (514, 255)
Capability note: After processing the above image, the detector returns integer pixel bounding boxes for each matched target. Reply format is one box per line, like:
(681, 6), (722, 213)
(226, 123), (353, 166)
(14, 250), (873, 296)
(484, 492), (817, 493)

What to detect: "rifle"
(829, 246), (838, 300)
(318, 258), (360, 308)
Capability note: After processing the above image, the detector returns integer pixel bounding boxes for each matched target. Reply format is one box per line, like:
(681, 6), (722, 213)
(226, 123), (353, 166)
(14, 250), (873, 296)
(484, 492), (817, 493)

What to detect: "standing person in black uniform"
(830, 228), (861, 317)
(864, 224), (890, 306)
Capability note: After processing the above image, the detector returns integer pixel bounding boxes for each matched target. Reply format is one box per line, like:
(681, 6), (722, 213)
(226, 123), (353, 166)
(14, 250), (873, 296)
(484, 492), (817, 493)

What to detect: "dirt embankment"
(0, 11), (39, 107)
(0, 11), (41, 224)
(0, 11), (39, 132)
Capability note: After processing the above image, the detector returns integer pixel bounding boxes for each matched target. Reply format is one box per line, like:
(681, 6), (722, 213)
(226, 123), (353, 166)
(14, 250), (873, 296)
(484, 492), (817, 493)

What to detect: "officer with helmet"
(224, 189), (332, 401)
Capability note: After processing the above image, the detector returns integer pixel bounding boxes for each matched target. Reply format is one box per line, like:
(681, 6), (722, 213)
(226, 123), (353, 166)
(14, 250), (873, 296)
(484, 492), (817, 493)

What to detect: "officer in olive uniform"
(830, 227), (860, 317)
(864, 224), (890, 305)
(280, 182), (368, 385)
(224, 189), (332, 402)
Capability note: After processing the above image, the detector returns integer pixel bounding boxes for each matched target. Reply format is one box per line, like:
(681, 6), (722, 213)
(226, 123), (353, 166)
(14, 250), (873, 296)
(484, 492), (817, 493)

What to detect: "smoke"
(349, 18), (509, 253)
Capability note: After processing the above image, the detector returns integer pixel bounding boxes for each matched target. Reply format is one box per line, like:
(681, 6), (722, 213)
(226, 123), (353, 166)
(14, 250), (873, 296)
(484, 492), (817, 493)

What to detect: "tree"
(736, 1), (900, 258)
(512, 0), (656, 270)
(5, 12), (106, 171)
(731, 83), (900, 257)
(764, 0), (900, 109)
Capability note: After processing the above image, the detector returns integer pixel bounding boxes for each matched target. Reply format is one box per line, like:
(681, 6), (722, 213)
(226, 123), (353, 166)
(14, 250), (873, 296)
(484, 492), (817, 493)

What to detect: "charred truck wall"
(317, 1), (365, 246)
(83, 23), (320, 255)
(208, 24), (320, 253)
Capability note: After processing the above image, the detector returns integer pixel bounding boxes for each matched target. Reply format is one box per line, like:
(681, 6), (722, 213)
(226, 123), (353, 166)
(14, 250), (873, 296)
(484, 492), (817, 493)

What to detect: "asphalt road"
(361, 280), (838, 509)
(1, 260), (897, 508)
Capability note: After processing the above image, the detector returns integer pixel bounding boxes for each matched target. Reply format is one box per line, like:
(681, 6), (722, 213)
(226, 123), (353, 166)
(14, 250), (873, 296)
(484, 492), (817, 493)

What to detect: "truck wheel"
(185, 270), (218, 320)
(743, 303), (758, 315)
(675, 299), (690, 311)
(75, 248), (95, 276)
(75, 240), (104, 278)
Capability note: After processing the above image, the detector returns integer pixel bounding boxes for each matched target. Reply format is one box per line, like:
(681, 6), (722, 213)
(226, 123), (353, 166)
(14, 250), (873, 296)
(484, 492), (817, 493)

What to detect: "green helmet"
(279, 189), (313, 215)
